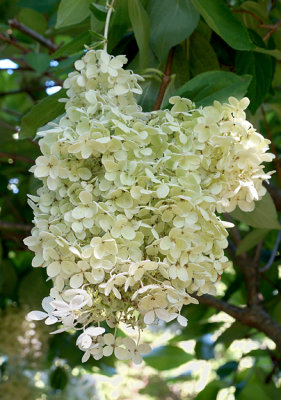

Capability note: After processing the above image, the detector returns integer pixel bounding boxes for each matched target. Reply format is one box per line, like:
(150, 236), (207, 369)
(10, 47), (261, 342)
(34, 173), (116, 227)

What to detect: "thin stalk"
(103, 0), (115, 52)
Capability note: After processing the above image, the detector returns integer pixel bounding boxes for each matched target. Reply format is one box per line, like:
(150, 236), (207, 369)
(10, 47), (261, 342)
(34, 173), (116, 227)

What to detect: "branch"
(8, 19), (58, 53)
(153, 47), (176, 111)
(194, 294), (281, 353)
(0, 32), (29, 54)
(0, 152), (34, 164)
(0, 221), (32, 232)
(261, 106), (281, 186)
(261, 19), (281, 41)
(264, 182), (281, 211)
(233, 9), (264, 25)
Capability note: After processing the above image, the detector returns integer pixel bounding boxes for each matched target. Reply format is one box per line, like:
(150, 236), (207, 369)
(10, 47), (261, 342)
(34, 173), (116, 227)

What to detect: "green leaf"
(17, 0), (58, 13)
(90, 2), (107, 21)
(149, 0), (199, 62)
(49, 366), (68, 390)
(171, 71), (251, 107)
(195, 381), (222, 400)
(17, 7), (47, 34)
(231, 192), (280, 230)
(195, 336), (215, 360)
(216, 322), (250, 348)
(25, 52), (50, 74)
(217, 361), (239, 378)
(128, 0), (150, 68)
(108, 0), (130, 52)
(191, 0), (255, 51)
(144, 345), (193, 370)
(20, 89), (66, 139)
(56, 0), (91, 28)
(18, 269), (51, 308)
(190, 31), (220, 76)
(52, 31), (91, 58)
(235, 51), (273, 113)
(236, 229), (269, 256)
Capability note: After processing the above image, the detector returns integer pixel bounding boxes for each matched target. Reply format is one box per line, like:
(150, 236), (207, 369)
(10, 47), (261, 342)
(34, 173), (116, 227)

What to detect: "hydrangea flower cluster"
(25, 49), (274, 363)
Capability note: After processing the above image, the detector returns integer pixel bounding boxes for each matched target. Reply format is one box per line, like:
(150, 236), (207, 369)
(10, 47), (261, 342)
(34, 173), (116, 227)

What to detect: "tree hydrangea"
(24, 49), (274, 364)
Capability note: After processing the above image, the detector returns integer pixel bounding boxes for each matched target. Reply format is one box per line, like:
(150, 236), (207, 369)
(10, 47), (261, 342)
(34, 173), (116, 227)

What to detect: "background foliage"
(0, 0), (281, 398)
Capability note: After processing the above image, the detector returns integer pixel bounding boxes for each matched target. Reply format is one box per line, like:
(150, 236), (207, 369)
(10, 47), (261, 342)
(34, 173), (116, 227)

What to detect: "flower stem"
(103, 0), (115, 52)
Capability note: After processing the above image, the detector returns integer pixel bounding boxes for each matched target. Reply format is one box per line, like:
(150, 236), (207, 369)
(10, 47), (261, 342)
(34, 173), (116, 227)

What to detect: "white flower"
(27, 296), (57, 325)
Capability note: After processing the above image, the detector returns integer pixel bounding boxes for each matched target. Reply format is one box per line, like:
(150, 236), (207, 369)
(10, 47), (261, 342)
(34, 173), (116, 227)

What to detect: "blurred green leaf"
(149, 0), (199, 62)
(236, 229), (270, 255)
(25, 52), (50, 73)
(52, 31), (91, 58)
(90, 2), (107, 21)
(216, 322), (251, 348)
(195, 380), (222, 400)
(217, 361), (239, 378)
(231, 192), (280, 230)
(128, 0), (150, 68)
(17, 7), (47, 34)
(171, 71), (251, 107)
(20, 89), (66, 139)
(49, 366), (68, 390)
(56, 0), (91, 28)
(195, 335), (215, 360)
(144, 345), (193, 370)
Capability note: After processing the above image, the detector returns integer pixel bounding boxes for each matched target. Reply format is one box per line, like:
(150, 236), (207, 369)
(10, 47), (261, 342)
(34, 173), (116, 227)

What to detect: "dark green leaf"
(17, 0), (58, 13)
(128, 0), (150, 68)
(52, 31), (91, 58)
(191, 0), (255, 50)
(90, 2), (107, 21)
(20, 89), (66, 139)
(49, 366), (68, 390)
(144, 345), (193, 370)
(56, 0), (91, 28)
(25, 52), (50, 74)
(18, 269), (51, 308)
(195, 335), (215, 360)
(217, 361), (239, 378)
(149, 0), (199, 61)
(17, 7), (47, 34)
(235, 51), (273, 113)
(171, 71), (251, 107)
(216, 322), (250, 348)
(236, 229), (270, 256)
(195, 381), (222, 400)
(190, 31), (220, 76)
(231, 192), (280, 230)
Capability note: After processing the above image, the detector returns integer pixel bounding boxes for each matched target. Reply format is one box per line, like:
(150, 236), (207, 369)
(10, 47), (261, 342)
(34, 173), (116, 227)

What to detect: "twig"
(0, 152), (34, 164)
(103, 0), (115, 52)
(0, 88), (43, 97)
(253, 240), (264, 265)
(261, 19), (281, 41)
(0, 119), (19, 132)
(0, 221), (32, 231)
(0, 32), (30, 54)
(9, 19), (58, 53)
(153, 47), (175, 111)
(261, 106), (281, 187)
(1, 107), (21, 117)
(259, 226), (281, 272)
(224, 213), (241, 245)
(233, 9), (264, 25)
(194, 293), (281, 353)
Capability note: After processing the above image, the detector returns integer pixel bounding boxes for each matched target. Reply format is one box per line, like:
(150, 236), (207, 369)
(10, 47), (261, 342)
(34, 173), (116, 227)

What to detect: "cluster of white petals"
(25, 49), (274, 363)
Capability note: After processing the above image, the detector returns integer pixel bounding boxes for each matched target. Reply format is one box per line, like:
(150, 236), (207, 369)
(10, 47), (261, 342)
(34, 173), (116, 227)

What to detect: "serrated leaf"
(171, 71), (251, 107)
(20, 89), (66, 139)
(236, 229), (270, 255)
(128, 0), (150, 68)
(52, 32), (91, 58)
(144, 345), (193, 370)
(149, 0), (199, 62)
(56, 0), (91, 28)
(191, 0), (255, 51)
(231, 192), (280, 230)
(25, 52), (50, 73)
